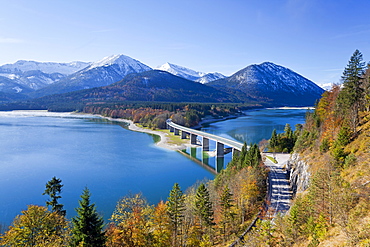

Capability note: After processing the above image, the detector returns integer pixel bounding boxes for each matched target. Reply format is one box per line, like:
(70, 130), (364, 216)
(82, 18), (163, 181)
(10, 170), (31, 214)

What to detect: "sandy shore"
(101, 116), (189, 151)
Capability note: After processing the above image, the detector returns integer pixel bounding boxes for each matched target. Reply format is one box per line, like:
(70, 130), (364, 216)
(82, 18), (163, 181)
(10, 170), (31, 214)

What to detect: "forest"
(83, 102), (248, 128)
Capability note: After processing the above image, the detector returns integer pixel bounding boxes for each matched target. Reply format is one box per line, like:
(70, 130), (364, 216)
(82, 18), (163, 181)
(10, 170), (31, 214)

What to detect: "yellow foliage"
(0, 205), (70, 247)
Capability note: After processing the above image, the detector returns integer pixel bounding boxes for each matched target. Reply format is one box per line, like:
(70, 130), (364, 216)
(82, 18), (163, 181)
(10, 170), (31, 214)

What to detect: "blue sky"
(1, 0), (370, 86)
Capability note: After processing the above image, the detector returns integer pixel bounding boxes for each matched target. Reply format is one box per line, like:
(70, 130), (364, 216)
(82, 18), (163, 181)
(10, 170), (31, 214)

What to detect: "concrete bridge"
(166, 119), (244, 161)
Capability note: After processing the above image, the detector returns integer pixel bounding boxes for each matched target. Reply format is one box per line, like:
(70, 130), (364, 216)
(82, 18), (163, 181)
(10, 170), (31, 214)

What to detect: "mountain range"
(0, 60), (89, 92)
(0, 54), (325, 107)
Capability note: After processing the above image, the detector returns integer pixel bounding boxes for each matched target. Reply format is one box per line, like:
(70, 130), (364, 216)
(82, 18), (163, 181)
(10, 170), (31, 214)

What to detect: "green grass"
(266, 155), (278, 164)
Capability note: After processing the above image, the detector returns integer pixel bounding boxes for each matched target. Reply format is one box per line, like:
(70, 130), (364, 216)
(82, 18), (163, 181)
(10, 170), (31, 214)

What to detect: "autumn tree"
(1, 205), (70, 246)
(167, 183), (185, 247)
(109, 193), (153, 247)
(43, 176), (66, 216)
(71, 187), (106, 247)
(152, 201), (172, 247)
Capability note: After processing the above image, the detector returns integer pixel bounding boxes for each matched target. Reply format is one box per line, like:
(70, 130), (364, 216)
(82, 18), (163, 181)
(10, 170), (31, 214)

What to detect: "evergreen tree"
(195, 183), (214, 229)
(362, 64), (370, 111)
(167, 183), (185, 247)
(71, 187), (106, 247)
(337, 49), (366, 133)
(269, 129), (278, 154)
(43, 176), (66, 216)
(219, 185), (235, 242)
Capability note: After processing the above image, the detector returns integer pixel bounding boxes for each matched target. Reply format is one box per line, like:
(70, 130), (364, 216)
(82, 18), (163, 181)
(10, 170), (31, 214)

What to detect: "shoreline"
(100, 116), (190, 151)
(100, 113), (247, 151)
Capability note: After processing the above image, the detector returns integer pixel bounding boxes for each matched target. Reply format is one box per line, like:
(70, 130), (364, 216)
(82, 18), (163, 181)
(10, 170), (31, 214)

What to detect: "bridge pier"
(174, 128), (180, 135)
(169, 126), (174, 132)
(181, 131), (187, 139)
(190, 134), (197, 145)
(216, 142), (224, 157)
(202, 137), (209, 151)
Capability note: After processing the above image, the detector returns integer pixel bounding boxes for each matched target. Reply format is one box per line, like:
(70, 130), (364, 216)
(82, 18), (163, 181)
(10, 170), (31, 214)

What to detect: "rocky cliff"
(287, 153), (310, 196)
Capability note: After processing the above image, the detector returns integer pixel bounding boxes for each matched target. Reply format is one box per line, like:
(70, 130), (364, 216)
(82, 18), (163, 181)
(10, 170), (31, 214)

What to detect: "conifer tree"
(363, 64), (370, 112)
(195, 183), (214, 229)
(43, 176), (66, 216)
(269, 129), (278, 154)
(71, 187), (106, 247)
(219, 185), (235, 242)
(167, 183), (185, 247)
(337, 49), (366, 133)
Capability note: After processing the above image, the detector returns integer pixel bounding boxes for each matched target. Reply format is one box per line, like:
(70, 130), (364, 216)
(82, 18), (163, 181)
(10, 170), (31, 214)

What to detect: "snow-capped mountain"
(0, 60), (90, 92)
(208, 62), (324, 106)
(156, 62), (225, 83)
(31, 54), (152, 97)
(0, 60), (89, 75)
(81, 54), (151, 75)
(196, 72), (226, 84)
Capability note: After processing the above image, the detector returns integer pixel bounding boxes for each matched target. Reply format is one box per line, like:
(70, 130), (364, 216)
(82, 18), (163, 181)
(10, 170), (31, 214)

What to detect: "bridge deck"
(166, 119), (244, 151)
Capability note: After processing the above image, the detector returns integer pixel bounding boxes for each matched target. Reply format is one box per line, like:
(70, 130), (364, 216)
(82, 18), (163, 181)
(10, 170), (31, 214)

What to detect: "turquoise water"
(184, 108), (309, 171)
(201, 108), (310, 143)
(0, 111), (213, 225)
(0, 108), (308, 225)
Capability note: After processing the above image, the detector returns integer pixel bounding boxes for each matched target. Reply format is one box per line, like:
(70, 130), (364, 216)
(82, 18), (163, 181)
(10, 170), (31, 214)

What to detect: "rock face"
(288, 153), (310, 196)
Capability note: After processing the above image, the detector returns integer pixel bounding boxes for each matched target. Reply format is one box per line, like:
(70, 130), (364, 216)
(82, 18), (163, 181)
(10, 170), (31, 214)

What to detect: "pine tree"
(219, 185), (235, 242)
(195, 183), (214, 229)
(337, 49), (366, 133)
(167, 183), (185, 247)
(363, 64), (370, 111)
(269, 129), (278, 154)
(71, 187), (106, 247)
(43, 176), (66, 216)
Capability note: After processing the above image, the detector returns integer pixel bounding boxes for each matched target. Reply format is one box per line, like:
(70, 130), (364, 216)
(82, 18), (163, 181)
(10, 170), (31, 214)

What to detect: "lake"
(0, 108), (308, 225)
(0, 111), (213, 225)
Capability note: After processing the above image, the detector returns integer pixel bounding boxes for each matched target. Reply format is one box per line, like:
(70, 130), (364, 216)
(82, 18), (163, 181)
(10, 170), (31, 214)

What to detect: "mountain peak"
(88, 54), (148, 70)
(208, 61), (324, 106)
(156, 62), (224, 83)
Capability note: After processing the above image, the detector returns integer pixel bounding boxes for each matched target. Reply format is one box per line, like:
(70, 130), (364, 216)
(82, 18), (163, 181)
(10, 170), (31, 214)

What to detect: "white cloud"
(0, 37), (23, 44)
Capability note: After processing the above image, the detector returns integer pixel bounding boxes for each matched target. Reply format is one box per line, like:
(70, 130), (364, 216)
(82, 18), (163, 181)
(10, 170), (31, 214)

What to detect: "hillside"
(243, 50), (370, 246)
(33, 70), (239, 106)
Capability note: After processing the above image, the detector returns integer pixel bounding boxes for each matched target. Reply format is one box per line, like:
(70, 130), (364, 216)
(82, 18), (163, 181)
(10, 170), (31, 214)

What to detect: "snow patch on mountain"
(0, 60), (89, 75)
(156, 62), (225, 83)
(86, 54), (152, 73)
